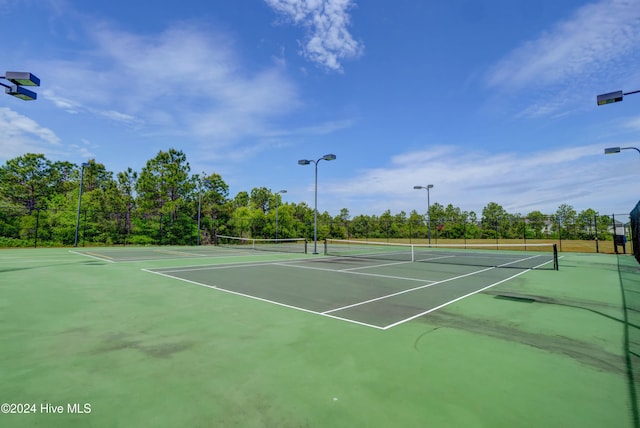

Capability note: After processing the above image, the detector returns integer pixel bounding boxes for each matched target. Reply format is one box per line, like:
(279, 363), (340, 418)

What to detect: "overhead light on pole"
(197, 177), (211, 246)
(298, 154), (336, 254)
(74, 162), (90, 247)
(414, 184), (434, 245)
(275, 190), (287, 241)
(604, 146), (640, 156)
(1, 71), (40, 100)
(597, 89), (640, 106)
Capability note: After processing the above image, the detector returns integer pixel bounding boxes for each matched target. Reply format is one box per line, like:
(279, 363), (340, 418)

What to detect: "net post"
(323, 239), (327, 255)
(553, 244), (559, 270)
(411, 244), (415, 262)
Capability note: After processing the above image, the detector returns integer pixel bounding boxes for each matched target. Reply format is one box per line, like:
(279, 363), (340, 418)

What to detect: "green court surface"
(0, 246), (638, 427)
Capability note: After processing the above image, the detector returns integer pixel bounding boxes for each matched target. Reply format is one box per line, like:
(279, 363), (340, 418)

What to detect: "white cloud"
(483, 0), (640, 119)
(0, 107), (60, 145)
(325, 143), (632, 215)
(265, 0), (364, 72)
(40, 22), (302, 149)
(487, 0), (640, 89)
(0, 107), (62, 160)
(625, 115), (640, 131)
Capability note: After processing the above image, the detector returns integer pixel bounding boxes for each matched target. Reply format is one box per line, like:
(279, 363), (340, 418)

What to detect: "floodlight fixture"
(597, 91), (624, 106)
(322, 154), (337, 161)
(6, 71), (40, 87)
(298, 159), (311, 165)
(597, 89), (640, 106)
(4, 85), (37, 100)
(604, 146), (640, 156)
(1, 71), (40, 101)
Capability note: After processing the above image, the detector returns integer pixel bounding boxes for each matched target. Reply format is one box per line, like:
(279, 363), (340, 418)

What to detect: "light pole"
(197, 177), (211, 246)
(599, 92), (640, 158)
(74, 162), (90, 247)
(298, 154), (336, 254)
(414, 185), (434, 245)
(0, 71), (40, 100)
(275, 190), (287, 240)
(197, 185), (203, 246)
(604, 146), (640, 156)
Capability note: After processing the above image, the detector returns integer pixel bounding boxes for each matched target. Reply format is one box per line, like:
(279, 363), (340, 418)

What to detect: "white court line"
(0, 258), (75, 264)
(493, 253), (547, 268)
(141, 268), (385, 330)
(154, 259), (305, 274)
(381, 269), (531, 330)
(322, 266), (496, 315)
(338, 259), (414, 271)
(70, 249), (300, 264)
(321, 255), (546, 317)
(68, 250), (115, 263)
(153, 248), (208, 257)
(274, 261), (436, 283)
(143, 256), (545, 331)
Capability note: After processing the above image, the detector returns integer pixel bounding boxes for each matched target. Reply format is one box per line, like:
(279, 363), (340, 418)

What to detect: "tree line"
(0, 149), (617, 247)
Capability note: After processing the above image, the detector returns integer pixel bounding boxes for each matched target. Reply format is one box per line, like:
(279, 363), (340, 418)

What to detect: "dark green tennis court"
(74, 242), (559, 329)
(144, 256), (543, 329)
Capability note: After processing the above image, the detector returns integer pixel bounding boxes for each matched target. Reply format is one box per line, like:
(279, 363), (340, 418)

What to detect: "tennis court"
(2, 243), (637, 427)
(143, 251), (555, 329)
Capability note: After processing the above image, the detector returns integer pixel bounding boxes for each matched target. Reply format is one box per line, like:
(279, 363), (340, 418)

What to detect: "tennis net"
(215, 235), (308, 254)
(324, 239), (558, 270)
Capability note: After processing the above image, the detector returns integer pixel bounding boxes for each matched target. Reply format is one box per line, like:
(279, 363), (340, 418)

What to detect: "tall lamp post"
(0, 71), (40, 100)
(414, 185), (434, 245)
(74, 162), (90, 247)
(298, 154), (336, 254)
(197, 177), (211, 246)
(275, 190), (287, 240)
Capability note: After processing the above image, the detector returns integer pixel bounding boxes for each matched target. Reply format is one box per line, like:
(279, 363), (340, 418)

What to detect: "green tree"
(526, 210), (547, 239)
(481, 202), (508, 239)
(408, 210), (423, 240)
(379, 210), (394, 240)
(249, 187), (272, 214)
(197, 172), (229, 244)
(231, 206), (254, 238)
(428, 202), (445, 239)
(576, 208), (598, 239)
(116, 167), (138, 243)
(292, 202), (314, 239)
(553, 204), (577, 240)
(393, 211), (408, 239)
(234, 191), (250, 208)
(135, 149), (193, 244)
(349, 214), (372, 239)
(0, 153), (73, 213)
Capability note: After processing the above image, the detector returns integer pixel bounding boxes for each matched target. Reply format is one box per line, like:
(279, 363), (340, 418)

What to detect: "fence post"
(594, 214), (599, 253)
(612, 214), (617, 254)
(558, 217), (563, 252)
(34, 209), (40, 248)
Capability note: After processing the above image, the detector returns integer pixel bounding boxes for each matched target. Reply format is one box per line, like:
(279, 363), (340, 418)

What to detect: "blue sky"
(1, 0), (639, 217)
